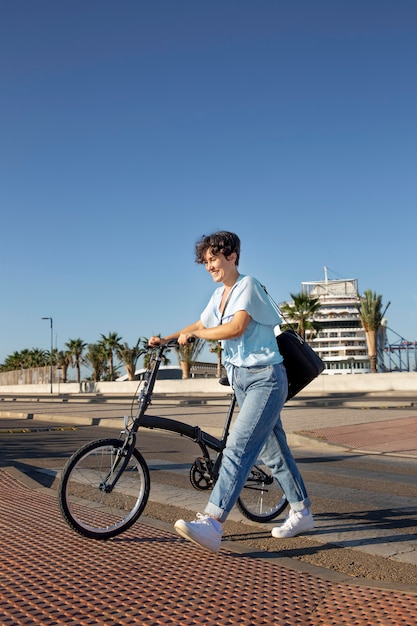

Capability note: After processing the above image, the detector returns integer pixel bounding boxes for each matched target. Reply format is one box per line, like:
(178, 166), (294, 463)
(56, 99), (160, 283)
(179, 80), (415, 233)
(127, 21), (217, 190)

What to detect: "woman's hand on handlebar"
(178, 333), (196, 345)
(148, 336), (166, 347)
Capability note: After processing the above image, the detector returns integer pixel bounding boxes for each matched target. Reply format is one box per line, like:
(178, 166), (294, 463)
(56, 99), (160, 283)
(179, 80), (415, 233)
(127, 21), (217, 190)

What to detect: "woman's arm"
(191, 310), (251, 342)
(149, 310), (251, 346)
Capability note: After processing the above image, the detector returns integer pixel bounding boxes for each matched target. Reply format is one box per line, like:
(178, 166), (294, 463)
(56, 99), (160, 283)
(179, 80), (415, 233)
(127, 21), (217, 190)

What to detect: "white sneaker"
(174, 513), (222, 553)
(271, 509), (314, 538)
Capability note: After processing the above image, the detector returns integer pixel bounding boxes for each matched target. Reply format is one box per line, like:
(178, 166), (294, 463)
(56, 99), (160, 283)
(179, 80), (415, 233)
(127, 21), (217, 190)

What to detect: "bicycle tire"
(58, 438), (150, 540)
(237, 462), (288, 522)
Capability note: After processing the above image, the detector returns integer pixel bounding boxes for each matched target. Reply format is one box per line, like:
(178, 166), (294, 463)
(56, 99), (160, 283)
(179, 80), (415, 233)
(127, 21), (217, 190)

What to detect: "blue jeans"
(205, 362), (311, 522)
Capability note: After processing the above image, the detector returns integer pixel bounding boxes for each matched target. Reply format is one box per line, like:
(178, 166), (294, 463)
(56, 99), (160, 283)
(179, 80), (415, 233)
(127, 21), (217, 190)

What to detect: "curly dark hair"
(195, 231), (240, 266)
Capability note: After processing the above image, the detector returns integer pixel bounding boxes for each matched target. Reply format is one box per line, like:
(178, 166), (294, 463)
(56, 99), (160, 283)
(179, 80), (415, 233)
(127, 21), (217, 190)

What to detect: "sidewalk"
(1, 394), (417, 624)
(1, 467), (417, 625)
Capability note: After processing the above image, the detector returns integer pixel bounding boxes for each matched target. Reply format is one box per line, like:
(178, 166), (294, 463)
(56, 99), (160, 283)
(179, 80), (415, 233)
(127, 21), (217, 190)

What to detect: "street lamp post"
(42, 316), (53, 393)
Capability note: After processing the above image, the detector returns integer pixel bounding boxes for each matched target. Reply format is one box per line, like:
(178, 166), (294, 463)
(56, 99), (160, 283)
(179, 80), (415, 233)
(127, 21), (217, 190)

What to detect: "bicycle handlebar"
(145, 337), (195, 351)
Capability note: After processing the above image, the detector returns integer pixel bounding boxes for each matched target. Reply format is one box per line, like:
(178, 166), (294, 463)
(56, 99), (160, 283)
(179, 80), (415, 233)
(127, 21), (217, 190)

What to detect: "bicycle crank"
(189, 457), (214, 490)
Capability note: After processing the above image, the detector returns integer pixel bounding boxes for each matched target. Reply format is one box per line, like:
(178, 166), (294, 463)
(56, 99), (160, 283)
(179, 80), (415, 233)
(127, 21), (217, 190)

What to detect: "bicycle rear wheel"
(59, 438), (150, 540)
(237, 462), (288, 522)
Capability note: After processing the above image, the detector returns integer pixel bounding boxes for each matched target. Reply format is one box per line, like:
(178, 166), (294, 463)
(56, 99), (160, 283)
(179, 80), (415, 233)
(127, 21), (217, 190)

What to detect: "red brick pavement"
(300, 415), (417, 456)
(1, 469), (417, 626)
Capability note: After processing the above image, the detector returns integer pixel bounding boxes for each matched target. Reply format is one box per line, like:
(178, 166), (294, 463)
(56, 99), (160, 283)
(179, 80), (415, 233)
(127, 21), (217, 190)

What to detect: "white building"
(298, 269), (370, 374)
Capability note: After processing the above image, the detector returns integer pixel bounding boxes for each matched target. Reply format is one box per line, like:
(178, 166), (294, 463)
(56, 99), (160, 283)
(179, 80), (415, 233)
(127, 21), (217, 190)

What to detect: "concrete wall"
(0, 371), (416, 396)
(305, 371), (417, 394)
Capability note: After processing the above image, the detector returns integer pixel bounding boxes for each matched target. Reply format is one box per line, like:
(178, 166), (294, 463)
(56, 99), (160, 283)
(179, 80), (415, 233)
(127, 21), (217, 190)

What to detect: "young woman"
(149, 231), (313, 553)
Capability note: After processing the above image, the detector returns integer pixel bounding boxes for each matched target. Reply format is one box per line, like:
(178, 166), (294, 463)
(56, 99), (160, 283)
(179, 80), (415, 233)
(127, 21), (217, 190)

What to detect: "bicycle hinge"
(192, 425), (201, 442)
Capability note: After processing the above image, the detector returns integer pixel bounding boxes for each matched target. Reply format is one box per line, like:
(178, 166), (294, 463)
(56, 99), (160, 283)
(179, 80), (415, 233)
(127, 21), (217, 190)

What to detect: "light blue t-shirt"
(200, 274), (283, 373)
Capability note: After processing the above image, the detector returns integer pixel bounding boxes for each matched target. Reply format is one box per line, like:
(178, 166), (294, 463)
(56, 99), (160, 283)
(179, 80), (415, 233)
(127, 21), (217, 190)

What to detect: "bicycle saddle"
(218, 376), (230, 386)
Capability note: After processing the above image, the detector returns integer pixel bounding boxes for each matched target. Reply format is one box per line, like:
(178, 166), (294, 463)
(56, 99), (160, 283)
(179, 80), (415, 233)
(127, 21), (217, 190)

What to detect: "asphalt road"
(1, 403), (417, 590)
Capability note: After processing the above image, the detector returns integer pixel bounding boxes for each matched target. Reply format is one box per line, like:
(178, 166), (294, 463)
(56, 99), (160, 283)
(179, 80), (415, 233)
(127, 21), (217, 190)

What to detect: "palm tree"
(356, 290), (390, 373)
(176, 338), (205, 379)
(3, 351), (25, 371)
(280, 292), (322, 340)
(18, 349), (33, 368)
(29, 347), (49, 367)
(99, 332), (123, 381)
(55, 350), (72, 383)
(85, 343), (108, 382)
(116, 339), (146, 381)
(208, 340), (223, 378)
(65, 338), (87, 383)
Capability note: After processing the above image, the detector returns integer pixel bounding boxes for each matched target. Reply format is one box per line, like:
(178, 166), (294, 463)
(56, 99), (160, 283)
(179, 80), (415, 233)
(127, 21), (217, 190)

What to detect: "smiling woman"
(148, 230), (314, 553)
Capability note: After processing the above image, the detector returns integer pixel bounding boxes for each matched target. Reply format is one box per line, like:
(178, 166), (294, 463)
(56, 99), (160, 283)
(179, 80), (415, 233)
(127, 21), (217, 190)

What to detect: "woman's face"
(203, 249), (237, 285)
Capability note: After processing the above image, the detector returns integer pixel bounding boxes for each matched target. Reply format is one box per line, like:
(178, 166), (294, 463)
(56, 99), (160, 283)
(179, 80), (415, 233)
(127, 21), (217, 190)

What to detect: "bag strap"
(261, 284), (297, 333)
(219, 291), (233, 324)
(219, 283), (239, 325)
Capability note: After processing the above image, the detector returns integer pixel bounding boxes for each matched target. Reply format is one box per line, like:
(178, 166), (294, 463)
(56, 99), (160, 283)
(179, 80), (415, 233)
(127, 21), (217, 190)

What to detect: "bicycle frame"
(122, 340), (235, 478)
(120, 341), (278, 494)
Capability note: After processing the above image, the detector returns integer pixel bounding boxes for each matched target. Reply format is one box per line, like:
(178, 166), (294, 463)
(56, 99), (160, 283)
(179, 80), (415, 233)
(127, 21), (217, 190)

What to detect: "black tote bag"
(276, 329), (324, 401)
(261, 284), (324, 400)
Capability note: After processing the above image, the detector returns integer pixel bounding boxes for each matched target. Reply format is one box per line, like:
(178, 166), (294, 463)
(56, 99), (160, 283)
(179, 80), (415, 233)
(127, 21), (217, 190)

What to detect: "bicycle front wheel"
(58, 438), (150, 540)
(237, 462), (288, 522)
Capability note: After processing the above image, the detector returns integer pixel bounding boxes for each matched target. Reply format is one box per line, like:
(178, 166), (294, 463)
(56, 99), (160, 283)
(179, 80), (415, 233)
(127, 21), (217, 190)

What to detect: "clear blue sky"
(1, 0), (416, 366)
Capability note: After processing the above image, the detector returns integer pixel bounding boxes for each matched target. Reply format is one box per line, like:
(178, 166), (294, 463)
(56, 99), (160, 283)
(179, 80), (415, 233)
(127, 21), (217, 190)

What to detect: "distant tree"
(2, 351), (25, 371)
(65, 338), (87, 384)
(280, 292), (322, 340)
(116, 339), (146, 381)
(55, 350), (72, 383)
(18, 349), (32, 368)
(99, 332), (123, 381)
(29, 347), (49, 367)
(2, 348), (49, 370)
(176, 338), (205, 379)
(208, 340), (223, 378)
(85, 343), (109, 382)
(356, 290), (390, 373)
